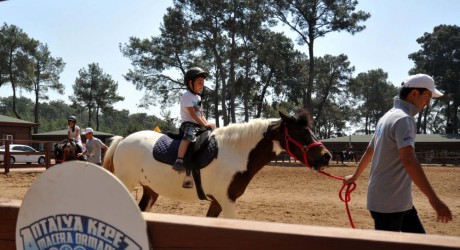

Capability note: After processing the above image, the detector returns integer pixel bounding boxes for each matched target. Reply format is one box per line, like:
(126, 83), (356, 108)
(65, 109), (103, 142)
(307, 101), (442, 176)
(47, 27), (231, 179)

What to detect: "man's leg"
(401, 206), (426, 234)
(370, 210), (404, 232)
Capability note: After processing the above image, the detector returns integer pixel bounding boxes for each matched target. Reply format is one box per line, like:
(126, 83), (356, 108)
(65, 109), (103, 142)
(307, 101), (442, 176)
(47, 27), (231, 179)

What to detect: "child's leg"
(177, 140), (191, 159)
(173, 140), (191, 172)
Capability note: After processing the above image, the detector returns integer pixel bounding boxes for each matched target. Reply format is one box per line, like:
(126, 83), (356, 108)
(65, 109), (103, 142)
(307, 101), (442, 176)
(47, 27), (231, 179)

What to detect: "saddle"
(54, 139), (85, 162)
(152, 130), (219, 199)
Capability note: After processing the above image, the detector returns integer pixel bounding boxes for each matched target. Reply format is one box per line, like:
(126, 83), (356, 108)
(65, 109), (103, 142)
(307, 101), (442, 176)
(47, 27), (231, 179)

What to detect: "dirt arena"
(1, 162), (459, 237)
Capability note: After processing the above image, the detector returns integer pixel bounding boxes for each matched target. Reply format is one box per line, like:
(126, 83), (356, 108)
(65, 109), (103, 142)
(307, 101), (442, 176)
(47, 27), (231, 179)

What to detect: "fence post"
(4, 140), (10, 174)
(45, 142), (51, 169)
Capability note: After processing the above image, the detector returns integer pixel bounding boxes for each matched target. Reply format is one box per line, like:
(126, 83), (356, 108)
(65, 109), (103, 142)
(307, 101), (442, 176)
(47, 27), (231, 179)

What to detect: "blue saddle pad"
(152, 134), (218, 169)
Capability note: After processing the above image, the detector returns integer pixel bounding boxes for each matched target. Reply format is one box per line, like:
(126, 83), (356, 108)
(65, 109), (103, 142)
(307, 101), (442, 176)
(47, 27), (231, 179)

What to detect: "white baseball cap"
(82, 127), (94, 135)
(402, 74), (443, 98)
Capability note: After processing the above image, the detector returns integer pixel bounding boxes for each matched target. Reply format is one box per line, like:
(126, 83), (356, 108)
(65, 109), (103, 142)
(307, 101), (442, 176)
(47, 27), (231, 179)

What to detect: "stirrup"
(182, 175), (193, 189)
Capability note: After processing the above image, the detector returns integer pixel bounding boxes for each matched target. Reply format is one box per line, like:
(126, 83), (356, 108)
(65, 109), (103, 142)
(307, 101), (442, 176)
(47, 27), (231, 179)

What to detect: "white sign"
(16, 161), (149, 250)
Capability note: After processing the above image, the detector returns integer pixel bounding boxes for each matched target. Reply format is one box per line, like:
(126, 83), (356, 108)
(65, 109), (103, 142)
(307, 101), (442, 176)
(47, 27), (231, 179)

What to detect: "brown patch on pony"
(139, 185), (159, 212)
(206, 195), (223, 217)
(227, 120), (281, 202)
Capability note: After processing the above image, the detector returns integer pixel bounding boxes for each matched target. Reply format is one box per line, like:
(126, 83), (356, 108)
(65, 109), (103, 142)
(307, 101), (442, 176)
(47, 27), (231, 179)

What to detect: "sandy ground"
(1, 162), (459, 237)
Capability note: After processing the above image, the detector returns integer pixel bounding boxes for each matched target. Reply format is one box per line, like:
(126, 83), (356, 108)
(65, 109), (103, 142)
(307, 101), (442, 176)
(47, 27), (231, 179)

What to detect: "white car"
(0, 144), (46, 165)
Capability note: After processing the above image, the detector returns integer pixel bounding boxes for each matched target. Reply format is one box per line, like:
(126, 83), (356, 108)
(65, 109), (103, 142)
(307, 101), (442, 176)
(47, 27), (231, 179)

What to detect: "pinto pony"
(103, 111), (331, 218)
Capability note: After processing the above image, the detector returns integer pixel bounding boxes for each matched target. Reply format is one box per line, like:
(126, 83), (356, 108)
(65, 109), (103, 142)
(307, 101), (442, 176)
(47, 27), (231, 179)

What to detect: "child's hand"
(207, 123), (216, 130)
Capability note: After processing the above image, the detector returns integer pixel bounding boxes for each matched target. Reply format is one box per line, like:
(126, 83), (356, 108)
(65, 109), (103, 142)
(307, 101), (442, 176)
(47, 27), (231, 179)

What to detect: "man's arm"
(344, 146), (373, 184)
(399, 145), (452, 223)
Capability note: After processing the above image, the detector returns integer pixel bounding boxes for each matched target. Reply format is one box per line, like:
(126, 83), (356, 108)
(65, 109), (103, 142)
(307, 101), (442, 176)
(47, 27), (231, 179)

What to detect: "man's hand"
(429, 197), (453, 223)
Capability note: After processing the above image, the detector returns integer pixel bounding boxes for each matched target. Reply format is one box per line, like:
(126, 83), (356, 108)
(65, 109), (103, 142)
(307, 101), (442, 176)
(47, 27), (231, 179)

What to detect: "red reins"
(283, 125), (357, 228)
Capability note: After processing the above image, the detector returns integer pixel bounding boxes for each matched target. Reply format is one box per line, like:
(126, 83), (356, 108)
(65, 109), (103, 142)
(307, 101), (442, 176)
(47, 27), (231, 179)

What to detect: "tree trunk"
(210, 41), (228, 125)
(8, 51), (21, 119)
(315, 73), (335, 123)
(423, 107), (429, 134)
(256, 71), (273, 118)
(305, 34), (315, 114)
(87, 105), (92, 128)
(96, 106), (100, 131)
(34, 62), (40, 134)
(213, 76), (220, 128)
(229, 29), (237, 124)
(452, 101), (459, 134)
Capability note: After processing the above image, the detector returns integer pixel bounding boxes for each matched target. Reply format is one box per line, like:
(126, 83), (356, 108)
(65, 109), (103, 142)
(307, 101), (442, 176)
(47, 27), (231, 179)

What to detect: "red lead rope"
(283, 126), (357, 228)
(318, 170), (357, 228)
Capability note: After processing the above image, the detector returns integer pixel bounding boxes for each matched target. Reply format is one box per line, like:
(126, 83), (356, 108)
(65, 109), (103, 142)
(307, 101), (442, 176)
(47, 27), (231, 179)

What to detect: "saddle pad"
(152, 134), (218, 169)
(152, 135), (180, 165)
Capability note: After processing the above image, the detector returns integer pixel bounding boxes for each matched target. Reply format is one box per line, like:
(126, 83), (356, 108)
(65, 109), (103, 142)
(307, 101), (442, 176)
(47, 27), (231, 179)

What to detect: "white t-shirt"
(84, 137), (105, 164)
(68, 125), (82, 146)
(367, 99), (420, 213)
(180, 90), (203, 124)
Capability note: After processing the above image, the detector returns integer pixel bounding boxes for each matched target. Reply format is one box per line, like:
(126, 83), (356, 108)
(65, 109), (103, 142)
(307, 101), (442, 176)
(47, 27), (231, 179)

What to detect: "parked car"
(0, 144), (46, 165)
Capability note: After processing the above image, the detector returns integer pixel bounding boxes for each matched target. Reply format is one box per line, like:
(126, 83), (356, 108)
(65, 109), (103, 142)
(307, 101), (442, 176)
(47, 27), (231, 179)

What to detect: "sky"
(1, 0), (459, 120)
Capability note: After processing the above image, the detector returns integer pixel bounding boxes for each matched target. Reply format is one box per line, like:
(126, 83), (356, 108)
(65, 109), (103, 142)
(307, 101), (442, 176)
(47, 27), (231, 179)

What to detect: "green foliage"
(0, 22), (66, 131)
(409, 24), (460, 134)
(269, 0), (371, 111)
(348, 69), (398, 134)
(70, 63), (124, 130)
(0, 23), (36, 119)
(0, 96), (173, 136)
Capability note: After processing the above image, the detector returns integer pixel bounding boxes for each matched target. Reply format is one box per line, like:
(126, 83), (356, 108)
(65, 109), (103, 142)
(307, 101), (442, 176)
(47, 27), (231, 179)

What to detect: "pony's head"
(267, 110), (331, 171)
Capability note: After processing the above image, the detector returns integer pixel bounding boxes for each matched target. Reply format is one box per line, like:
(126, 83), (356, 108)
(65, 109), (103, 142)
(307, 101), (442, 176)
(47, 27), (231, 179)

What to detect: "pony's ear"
(279, 111), (292, 123)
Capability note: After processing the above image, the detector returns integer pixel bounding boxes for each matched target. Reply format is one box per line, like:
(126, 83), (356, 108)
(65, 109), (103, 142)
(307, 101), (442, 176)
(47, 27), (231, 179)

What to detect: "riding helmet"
(68, 116), (77, 123)
(183, 67), (209, 86)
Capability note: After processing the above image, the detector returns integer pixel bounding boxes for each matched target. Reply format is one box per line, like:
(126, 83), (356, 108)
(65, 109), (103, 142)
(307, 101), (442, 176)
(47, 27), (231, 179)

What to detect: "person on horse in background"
(67, 116), (84, 155)
(173, 67), (216, 187)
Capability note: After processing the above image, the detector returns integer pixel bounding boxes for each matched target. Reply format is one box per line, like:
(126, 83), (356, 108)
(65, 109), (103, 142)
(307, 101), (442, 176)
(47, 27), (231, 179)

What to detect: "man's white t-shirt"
(367, 99), (419, 213)
(180, 90), (202, 123)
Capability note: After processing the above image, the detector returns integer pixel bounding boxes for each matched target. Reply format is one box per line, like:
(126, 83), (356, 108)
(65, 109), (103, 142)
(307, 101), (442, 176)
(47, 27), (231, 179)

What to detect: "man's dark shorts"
(180, 122), (206, 142)
(370, 206), (425, 233)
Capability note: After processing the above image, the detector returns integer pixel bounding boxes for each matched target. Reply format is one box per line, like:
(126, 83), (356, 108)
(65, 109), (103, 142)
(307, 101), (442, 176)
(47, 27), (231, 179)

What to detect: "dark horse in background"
(332, 150), (357, 164)
(54, 139), (85, 163)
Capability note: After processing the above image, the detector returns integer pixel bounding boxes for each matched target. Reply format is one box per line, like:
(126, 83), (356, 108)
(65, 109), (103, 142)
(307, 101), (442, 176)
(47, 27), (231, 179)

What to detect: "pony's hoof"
(182, 176), (193, 188)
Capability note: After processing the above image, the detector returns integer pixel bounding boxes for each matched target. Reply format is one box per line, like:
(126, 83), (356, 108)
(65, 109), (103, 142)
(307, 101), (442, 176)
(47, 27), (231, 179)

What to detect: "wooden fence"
(1, 199), (459, 250)
(0, 140), (56, 173)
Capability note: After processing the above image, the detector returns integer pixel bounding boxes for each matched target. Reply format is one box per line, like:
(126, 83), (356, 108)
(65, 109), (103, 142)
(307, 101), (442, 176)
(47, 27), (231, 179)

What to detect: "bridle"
(283, 125), (323, 169)
(282, 123), (357, 228)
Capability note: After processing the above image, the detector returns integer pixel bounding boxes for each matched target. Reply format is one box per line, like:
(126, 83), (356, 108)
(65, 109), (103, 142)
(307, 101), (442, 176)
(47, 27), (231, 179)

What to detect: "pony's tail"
(103, 136), (124, 173)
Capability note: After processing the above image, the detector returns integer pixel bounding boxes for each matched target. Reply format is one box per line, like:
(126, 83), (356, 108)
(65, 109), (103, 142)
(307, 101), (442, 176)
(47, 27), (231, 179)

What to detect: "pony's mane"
(213, 118), (279, 150)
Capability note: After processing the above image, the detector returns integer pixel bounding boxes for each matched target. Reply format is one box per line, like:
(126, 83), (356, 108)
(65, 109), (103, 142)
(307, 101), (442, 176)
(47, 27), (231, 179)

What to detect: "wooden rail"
(1, 199), (459, 250)
(0, 140), (56, 173)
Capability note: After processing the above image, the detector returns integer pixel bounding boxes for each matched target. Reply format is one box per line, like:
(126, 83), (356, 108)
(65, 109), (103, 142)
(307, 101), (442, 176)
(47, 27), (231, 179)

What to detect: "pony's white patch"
(272, 140), (283, 155)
